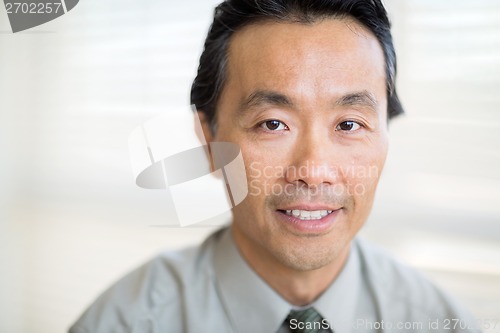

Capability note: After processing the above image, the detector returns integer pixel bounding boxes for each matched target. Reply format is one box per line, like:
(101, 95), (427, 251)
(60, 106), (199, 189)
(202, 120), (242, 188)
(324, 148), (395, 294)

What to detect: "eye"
(336, 121), (361, 132)
(260, 120), (288, 131)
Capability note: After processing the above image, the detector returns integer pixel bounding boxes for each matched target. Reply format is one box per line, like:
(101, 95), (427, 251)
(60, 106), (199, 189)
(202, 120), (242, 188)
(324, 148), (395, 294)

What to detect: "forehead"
(225, 18), (386, 98)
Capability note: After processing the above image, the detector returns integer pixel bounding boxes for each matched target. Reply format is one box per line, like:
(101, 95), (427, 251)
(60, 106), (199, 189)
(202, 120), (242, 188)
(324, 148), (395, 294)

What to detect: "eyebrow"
(239, 90), (294, 113)
(335, 90), (378, 111)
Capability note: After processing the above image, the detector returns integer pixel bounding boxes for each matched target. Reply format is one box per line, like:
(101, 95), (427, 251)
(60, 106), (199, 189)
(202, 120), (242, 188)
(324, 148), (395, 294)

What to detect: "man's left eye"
(336, 121), (361, 132)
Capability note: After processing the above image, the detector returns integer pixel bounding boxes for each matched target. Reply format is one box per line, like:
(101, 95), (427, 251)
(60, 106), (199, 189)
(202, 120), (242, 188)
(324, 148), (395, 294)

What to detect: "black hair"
(191, 0), (404, 131)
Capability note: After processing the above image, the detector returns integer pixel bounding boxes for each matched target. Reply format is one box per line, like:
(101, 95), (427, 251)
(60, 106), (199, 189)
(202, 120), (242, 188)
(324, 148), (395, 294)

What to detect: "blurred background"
(0, 0), (499, 332)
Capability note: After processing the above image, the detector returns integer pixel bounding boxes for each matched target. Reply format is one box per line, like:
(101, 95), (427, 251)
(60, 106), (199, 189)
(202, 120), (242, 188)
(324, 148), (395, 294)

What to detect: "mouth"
(275, 208), (341, 234)
(279, 209), (335, 221)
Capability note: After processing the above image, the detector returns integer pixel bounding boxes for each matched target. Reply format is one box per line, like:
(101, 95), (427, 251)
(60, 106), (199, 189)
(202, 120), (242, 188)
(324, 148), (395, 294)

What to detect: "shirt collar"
(213, 227), (361, 333)
(213, 227), (291, 333)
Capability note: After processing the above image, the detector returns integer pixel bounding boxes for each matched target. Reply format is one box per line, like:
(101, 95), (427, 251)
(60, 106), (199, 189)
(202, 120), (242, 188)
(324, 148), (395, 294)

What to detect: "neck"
(231, 227), (350, 306)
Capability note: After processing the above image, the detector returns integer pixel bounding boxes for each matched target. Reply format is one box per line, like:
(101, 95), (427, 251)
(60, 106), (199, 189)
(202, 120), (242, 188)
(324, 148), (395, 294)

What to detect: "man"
(70, 1), (480, 332)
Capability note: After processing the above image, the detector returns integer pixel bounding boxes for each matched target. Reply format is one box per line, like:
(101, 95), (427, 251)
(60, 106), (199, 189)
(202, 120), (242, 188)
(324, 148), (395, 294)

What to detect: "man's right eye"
(260, 120), (288, 131)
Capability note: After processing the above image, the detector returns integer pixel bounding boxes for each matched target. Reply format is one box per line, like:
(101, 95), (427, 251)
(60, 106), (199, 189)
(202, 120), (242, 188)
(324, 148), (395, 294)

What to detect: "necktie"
(285, 307), (333, 333)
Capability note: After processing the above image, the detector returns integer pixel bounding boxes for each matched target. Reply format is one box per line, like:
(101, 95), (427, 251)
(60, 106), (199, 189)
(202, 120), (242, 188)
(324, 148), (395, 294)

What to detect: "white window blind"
(0, 1), (499, 332)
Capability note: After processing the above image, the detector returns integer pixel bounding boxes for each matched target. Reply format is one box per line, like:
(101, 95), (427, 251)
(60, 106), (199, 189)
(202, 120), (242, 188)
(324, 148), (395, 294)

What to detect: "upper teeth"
(285, 210), (333, 220)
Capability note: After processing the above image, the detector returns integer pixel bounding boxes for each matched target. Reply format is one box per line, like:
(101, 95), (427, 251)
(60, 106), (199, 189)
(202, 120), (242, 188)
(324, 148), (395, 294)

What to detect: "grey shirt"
(69, 227), (481, 333)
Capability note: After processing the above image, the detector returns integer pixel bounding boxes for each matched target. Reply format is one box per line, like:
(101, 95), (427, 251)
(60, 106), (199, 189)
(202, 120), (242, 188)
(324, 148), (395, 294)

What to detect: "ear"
(196, 111), (214, 144)
(195, 111), (217, 172)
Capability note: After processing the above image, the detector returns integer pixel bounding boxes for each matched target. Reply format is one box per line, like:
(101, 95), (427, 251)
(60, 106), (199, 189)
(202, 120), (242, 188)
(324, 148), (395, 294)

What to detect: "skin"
(200, 18), (389, 306)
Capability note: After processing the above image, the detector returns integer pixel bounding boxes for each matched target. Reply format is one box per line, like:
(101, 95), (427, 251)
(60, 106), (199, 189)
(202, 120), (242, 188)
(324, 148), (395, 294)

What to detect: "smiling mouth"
(278, 209), (335, 221)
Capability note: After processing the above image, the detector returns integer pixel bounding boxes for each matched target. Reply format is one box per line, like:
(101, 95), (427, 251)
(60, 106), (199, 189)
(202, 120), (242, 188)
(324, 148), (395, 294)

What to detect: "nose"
(285, 129), (338, 187)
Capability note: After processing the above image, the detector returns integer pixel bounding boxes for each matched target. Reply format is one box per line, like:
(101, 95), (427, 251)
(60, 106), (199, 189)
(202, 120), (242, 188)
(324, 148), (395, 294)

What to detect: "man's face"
(208, 18), (389, 271)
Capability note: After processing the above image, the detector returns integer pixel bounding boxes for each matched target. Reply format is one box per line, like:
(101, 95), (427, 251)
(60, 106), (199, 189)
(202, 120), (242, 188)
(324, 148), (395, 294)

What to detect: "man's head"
(191, 0), (403, 132)
(191, 0), (402, 276)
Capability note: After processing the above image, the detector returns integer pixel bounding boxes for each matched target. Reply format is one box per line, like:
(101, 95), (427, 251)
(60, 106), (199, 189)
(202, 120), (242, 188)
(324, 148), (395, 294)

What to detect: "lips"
(275, 207), (342, 234)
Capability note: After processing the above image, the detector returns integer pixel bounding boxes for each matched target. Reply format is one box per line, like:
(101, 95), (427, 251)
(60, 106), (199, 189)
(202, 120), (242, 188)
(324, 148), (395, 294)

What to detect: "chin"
(271, 236), (348, 272)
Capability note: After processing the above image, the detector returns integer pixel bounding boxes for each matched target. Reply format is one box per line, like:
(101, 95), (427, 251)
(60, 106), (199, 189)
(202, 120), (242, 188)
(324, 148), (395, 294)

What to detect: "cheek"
(344, 148), (387, 201)
(245, 151), (286, 200)
(242, 139), (288, 175)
